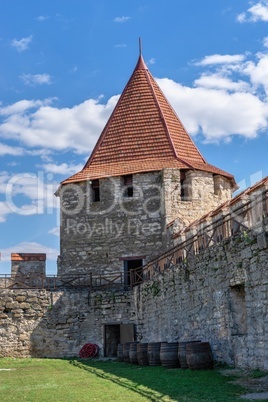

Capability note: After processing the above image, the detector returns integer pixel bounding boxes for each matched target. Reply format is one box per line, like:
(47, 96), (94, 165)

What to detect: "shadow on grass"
(69, 359), (245, 402)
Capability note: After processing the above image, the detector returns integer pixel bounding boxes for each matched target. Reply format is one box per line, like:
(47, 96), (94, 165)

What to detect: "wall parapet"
(0, 288), (133, 358)
(132, 177), (268, 286)
(132, 223), (268, 370)
(0, 271), (131, 291)
(11, 253), (46, 261)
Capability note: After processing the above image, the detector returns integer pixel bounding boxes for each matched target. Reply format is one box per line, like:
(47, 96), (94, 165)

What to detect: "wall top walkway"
(170, 176), (268, 239)
(131, 176), (268, 286)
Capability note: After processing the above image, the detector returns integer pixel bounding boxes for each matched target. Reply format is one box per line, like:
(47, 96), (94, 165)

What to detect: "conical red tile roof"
(62, 55), (236, 187)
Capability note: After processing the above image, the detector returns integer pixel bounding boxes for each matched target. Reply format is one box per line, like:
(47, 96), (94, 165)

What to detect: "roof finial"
(139, 37), (142, 56)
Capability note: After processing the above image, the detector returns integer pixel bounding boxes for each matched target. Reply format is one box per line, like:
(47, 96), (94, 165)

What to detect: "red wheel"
(79, 343), (99, 358)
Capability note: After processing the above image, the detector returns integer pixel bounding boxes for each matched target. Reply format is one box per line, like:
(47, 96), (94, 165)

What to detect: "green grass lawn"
(0, 358), (247, 402)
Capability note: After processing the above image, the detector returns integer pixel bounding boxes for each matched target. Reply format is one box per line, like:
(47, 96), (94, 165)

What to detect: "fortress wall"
(0, 220), (268, 369)
(163, 169), (232, 229)
(133, 230), (268, 370)
(58, 169), (233, 276)
(11, 253), (46, 276)
(58, 172), (165, 276)
(0, 288), (133, 358)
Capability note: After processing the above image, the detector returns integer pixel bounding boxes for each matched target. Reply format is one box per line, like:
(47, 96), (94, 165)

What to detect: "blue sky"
(1, 0), (268, 274)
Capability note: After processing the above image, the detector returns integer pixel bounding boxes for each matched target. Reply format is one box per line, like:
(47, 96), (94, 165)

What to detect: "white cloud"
(20, 73), (52, 86)
(194, 74), (250, 92)
(237, 12), (247, 23)
(49, 227), (60, 236)
(148, 58), (156, 65)
(0, 201), (12, 222)
(157, 78), (268, 143)
(0, 171), (59, 222)
(196, 54), (245, 66)
(0, 96), (118, 153)
(7, 162), (20, 167)
(114, 16), (130, 23)
(114, 43), (127, 48)
(0, 172), (42, 221)
(0, 144), (53, 158)
(0, 99), (54, 116)
(242, 54), (268, 92)
(151, 57), (250, 130)
(0, 242), (58, 262)
(11, 35), (33, 52)
(0, 143), (25, 156)
(196, 50), (268, 97)
(36, 16), (49, 22)
(41, 162), (83, 175)
(237, 1), (268, 22)
(0, 48), (268, 150)
(0, 172), (11, 193)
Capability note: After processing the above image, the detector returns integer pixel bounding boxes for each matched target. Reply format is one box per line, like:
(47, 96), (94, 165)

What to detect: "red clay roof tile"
(62, 55), (236, 187)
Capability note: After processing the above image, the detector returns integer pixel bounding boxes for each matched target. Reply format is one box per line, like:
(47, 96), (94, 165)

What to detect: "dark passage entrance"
(124, 259), (143, 286)
(104, 323), (135, 357)
(104, 324), (120, 357)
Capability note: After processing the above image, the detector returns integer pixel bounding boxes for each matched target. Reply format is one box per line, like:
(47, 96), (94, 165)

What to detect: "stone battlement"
(11, 253), (46, 261)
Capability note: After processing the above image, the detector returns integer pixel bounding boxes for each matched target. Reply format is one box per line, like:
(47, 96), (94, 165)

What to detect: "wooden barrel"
(129, 342), (138, 364)
(160, 342), (180, 368)
(186, 342), (213, 370)
(147, 342), (161, 366)
(137, 343), (149, 366)
(117, 343), (124, 362)
(178, 341), (201, 369)
(123, 342), (131, 363)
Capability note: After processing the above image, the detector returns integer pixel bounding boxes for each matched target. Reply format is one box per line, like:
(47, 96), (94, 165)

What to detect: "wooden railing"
(0, 271), (130, 290)
(1, 185), (267, 290)
(130, 187), (268, 286)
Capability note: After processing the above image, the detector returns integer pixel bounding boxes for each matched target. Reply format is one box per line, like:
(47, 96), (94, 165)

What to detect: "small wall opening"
(229, 284), (247, 336)
(104, 323), (135, 357)
(91, 179), (100, 202)
(104, 324), (120, 357)
(123, 175), (133, 198)
(124, 259), (143, 286)
(214, 175), (221, 195)
(180, 171), (192, 201)
(180, 171), (187, 201)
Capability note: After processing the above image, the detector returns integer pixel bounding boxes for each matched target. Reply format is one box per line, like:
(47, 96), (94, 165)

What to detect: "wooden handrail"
(130, 188), (268, 287)
(0, 272), (129, 290)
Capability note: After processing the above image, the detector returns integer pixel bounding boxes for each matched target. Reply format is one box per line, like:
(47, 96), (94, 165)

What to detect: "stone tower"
(56, 53), (236, 280)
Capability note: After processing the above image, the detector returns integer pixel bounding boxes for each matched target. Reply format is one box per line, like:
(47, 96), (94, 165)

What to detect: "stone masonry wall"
(0, 230), (267, 369)
(58, 172), (165, 275)
(58, 169), (232, 275)
(163, 169), (232, 247)
(11, 253), (46, 276)
(132, 229), (268, 370)
(0, 288), (133, 358)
